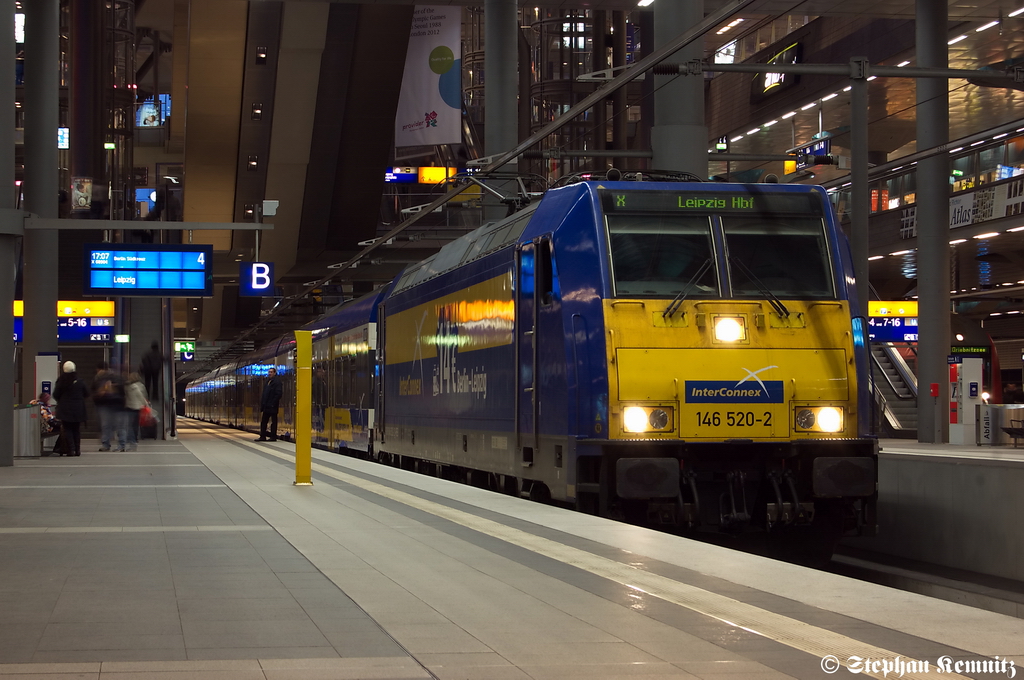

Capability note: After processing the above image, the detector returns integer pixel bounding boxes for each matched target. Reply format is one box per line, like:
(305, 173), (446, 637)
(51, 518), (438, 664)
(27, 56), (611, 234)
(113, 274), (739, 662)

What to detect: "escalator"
(871, 343), (918, 437)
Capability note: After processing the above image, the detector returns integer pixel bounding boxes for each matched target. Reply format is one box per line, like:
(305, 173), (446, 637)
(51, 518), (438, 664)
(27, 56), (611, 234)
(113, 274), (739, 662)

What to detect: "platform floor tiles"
(0, 420), (1021, 680)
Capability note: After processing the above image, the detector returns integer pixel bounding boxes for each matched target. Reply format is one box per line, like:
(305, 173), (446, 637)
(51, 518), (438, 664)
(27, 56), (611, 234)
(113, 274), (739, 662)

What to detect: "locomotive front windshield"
(724, 216), (834, 299)
(603, 189), (834, 300)
(608, 215), (719, 297)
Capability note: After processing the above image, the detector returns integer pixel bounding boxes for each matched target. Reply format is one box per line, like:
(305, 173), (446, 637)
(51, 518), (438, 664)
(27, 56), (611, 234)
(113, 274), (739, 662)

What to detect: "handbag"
(140, 405), (157, 427)
(53, 426), (72, 456)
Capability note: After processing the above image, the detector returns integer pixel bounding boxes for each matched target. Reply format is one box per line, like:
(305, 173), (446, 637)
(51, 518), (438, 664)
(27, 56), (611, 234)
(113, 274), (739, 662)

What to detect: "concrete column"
(0, 0), (17, 466)
(22, 0), (60, 403)
(915, 0), (950, 443)
(651, 1), (706, 176)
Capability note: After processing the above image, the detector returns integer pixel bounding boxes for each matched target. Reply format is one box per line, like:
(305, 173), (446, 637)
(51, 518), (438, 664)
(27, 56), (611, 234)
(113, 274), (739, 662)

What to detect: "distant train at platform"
(187, 176), (878, 555)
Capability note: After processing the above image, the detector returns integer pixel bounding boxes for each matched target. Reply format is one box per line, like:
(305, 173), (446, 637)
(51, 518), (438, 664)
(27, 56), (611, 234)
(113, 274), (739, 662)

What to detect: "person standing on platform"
(141, 341), (164, 400)
(256, 367), (283, 442)
(53, 361), (89, 457)
(123, 372), (149, 451)
(92, 361), (127, 451)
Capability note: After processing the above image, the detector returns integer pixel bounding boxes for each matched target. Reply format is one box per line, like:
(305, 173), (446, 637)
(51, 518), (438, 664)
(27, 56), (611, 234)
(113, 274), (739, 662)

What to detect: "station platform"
(2, 422), (1023, 680)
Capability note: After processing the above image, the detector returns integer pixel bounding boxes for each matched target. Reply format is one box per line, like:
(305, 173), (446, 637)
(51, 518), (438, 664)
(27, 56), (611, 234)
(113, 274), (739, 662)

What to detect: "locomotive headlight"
(796, 409), (816, 429)
(817, 407), (842, 432)
(794, 406), (844, 432)
(622, 405), (674, 433)
(623, 407), (649, 433)
(714, 316), (746, 342)
(649, 408), (670, 430)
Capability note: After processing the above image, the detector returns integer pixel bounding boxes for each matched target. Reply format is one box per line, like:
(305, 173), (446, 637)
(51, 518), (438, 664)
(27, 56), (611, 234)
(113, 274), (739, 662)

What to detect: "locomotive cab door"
(516, 238), (553, 466)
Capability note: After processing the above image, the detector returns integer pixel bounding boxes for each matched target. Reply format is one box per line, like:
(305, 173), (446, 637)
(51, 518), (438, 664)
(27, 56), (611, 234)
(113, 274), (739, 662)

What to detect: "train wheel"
(503, 475), (519, 496)
(769, 502), (844, 567)
(528, 482), (551, 504)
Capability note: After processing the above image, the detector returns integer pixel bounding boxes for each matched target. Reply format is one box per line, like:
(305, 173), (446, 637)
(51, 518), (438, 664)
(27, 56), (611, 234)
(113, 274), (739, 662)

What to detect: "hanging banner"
(394, 6), (462, 147)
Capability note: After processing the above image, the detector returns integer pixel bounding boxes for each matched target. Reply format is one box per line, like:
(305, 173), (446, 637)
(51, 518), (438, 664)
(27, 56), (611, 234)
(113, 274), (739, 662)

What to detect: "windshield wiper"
(728, 257), (790, 318)
(663, 258), (713, 319)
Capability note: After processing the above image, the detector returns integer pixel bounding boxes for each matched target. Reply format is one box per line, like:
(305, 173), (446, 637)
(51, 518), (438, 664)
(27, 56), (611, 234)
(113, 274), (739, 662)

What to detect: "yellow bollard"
(294, 330), (313, 486)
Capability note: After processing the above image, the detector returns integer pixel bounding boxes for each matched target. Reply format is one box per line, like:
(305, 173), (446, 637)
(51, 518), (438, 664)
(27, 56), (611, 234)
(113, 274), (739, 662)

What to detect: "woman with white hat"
(52, 361), (90, 457)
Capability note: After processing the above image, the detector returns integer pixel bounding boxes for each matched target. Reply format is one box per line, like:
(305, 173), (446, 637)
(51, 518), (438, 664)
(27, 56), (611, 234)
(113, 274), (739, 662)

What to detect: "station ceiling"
(134, 0), (1024, 353)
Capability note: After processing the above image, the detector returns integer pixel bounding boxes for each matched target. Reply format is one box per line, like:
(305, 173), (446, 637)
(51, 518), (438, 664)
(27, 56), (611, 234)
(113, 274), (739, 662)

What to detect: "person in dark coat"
(141, 341), (164, 400)
(92, 361), (127, 451)
(257, 367), (283, 442)
(52, 361), (89, 456)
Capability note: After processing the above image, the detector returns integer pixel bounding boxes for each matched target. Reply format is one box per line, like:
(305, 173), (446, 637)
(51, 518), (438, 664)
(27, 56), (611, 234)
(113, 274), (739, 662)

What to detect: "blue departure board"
(83, 244), (213, 297)
(868, 316), (919, 343)
(13, 317), (114, 343)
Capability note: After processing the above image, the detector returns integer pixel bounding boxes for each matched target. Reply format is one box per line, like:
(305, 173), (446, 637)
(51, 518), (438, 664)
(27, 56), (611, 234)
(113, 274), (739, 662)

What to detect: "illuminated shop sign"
(750, 42), (802, 104)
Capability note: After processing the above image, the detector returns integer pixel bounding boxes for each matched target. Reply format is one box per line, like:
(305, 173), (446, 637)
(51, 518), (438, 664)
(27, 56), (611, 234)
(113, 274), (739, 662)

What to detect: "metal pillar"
(651, 1), (706, 176)
(483, 0), (518, 220)
(70, 0), (106, 220)
(915, 0), (950, 443)
(0, 0), (18, 466)
(611, 11), (628, 159)
(593, 10), (608, 171)
(22, 0), (61, 404)
(162, 297), (175, 438)
(850, 60), (870, 319)
(484, 0), (517, 157)
(636, 10), (654, 166)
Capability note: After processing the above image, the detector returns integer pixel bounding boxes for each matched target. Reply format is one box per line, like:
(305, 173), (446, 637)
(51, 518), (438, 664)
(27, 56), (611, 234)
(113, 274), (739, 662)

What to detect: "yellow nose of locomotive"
(605, 299), (854, 441)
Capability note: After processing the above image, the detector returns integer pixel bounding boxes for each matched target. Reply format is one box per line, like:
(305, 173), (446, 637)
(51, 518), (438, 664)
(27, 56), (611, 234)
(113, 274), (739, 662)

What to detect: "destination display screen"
(600, 189), (824, 216)
(13, 317), (114, 343)
(83, 244), (213, 297)
(868, 316), (919, 342)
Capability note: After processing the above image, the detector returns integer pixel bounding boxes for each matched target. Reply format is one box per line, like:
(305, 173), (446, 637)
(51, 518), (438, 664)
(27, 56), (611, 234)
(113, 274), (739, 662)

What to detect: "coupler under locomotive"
(595, 440), (878, 537)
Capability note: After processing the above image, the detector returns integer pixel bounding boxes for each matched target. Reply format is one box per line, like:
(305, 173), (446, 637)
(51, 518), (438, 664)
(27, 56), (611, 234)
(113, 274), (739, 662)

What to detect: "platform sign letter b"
(240, 262), (274, 296)
(252, 264), (271, 290)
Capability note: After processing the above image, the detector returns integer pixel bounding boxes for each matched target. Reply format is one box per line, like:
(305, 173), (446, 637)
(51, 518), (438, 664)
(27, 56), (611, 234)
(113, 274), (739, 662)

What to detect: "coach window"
(342, 355), (354, 406)
(332, 356), (344, 407)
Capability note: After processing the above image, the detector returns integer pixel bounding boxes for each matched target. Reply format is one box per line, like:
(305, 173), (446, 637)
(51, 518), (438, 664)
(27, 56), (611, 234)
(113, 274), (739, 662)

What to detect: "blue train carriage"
(301, 286), (390, 453)
(376, 179), (877, 548)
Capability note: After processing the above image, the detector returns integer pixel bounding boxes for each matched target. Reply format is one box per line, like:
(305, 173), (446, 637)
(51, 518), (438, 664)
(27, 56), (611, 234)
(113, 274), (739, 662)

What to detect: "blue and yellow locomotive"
(188, 178), (877, 552)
